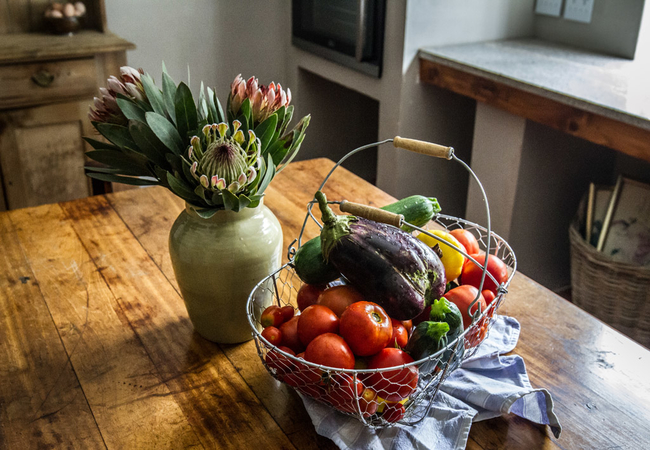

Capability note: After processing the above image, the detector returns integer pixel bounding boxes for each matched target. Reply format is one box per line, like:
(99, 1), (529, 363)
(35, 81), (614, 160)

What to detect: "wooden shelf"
(0, 31), (135, 64)
(419, 40), (650, 164)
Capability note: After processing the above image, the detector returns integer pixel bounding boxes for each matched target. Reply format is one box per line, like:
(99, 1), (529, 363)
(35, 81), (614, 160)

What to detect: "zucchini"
(404, 321), (449, 375)
(293, 195), (441, 284)
(293, 236), (340, 285)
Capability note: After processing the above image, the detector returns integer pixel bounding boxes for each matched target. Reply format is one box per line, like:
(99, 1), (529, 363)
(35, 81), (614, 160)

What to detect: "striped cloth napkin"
(301, 315), (562, 449)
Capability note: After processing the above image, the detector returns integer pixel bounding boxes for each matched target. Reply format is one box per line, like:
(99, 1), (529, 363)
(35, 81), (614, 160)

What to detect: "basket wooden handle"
(339, 201), (403, 227)
(393, 136), (454, 159)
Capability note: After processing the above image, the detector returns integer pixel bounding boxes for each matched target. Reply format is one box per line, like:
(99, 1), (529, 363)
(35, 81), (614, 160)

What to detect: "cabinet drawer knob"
(31, 70), (55, 87)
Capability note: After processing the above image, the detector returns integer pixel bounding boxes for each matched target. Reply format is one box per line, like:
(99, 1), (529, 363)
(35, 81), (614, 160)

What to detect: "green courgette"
(404, 321), (449, 375)
(293, 195), (441, 284)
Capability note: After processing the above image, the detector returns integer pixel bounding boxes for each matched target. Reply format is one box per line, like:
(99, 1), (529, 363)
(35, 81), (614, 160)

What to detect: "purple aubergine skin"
(325, 217), (447, 321)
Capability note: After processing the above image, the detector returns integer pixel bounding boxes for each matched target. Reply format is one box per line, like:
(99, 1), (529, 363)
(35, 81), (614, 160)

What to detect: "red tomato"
(261, 305), (285, 328)
(390, 319), (409, 348)
(265, 346), (295, 378)
(317, 285), (364, 317)
(279, 305), (295, 322)
(261, 326), (282, 346)
(449, 229), (480, 255)
(383, 402), (405, 423)
(325, 375), (378, 417)
(297, 283), (327, 311)
(279, 316), (305, 354)
(298, 304), (340, 346)
(400, 320), (413, 335)
(366, 348), (418, 402)
(304, 333), (355, 369)
(339, 302), (392, 356)
(461, 254), (508, 294)
(444, 285), (487, 329)
(466, 315), (490, 348)
(482, 289), (496, 305)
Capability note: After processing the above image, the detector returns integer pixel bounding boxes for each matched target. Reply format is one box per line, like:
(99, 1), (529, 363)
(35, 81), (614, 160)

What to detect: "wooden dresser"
(0, 0), (134, 211)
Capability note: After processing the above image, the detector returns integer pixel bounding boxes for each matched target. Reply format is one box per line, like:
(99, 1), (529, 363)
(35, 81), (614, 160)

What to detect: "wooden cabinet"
(0, 99), (95, 208)
(0, 1), (134, 210)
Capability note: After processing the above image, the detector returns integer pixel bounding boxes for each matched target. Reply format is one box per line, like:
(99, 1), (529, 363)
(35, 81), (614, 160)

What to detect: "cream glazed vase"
(169, 201), (283, 343)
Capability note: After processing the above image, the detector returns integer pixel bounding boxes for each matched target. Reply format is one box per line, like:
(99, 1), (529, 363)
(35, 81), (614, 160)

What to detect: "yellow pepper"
(417, 230), (466, 282)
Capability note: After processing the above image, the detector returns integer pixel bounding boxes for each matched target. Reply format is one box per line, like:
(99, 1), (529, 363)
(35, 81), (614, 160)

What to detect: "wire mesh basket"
(246, 138), (517, 428)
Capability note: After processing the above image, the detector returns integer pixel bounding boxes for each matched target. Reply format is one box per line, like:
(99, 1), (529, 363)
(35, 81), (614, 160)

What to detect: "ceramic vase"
(169, 201), (283, 343)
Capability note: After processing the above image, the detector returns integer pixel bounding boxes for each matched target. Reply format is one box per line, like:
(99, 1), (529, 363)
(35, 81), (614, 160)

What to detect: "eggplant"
(315, 191), (446, 320)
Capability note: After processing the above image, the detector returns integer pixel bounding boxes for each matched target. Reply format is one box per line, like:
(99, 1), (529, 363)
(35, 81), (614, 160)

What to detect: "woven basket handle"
(339, 200), (403, 228)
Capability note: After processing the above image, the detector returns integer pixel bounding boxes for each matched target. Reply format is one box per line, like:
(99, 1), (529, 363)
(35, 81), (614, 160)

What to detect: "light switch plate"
(535, 0), (563, 17)
(563, 0), (595, 23)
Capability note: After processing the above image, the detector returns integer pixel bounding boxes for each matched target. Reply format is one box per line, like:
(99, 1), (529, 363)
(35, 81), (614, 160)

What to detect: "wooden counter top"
(0, 31), (135, 64)
(1, 158), (649, 449)
(419, 39), (650, 163)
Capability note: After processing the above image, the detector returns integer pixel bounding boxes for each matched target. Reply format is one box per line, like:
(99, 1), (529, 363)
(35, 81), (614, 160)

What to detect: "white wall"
(534, 0), (646, 59)
(391, 0), (535, 218)
(105, 0), (289, 103)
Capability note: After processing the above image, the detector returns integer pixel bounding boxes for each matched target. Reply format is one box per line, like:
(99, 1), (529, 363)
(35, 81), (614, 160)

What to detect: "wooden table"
(1, 158), (649, 449)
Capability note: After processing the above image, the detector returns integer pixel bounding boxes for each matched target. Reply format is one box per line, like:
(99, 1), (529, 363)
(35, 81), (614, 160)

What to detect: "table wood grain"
(1, 158), (649, 449)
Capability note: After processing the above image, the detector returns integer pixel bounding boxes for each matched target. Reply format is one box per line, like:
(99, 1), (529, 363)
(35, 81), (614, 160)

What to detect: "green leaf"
(198, 82), (207, 121)
(278, 105), (294, 136)
(206, 87), (218, 123)
(87, 172), (157, 186)
(129, 122), (170, 169)
(254, 114), (278, 153)
(145, 112), (185, 155)
(95, 123), (137, 149)
(239, 98), (252, 128)
(211, 191), (225, 207)
(181, 158), (195, 182)
(174, 82), (198, 139)
(266, 135), (291, 166)
(167, 173), (202, 203)
(162, 71), (177, 125)
(274, 106), (286, 131)
(84, 166), (121, 174)
(194, 207), (221, 219)
(237, 193), (252, 210)
(257, 154), (276, 195)
(116, 95), (146, 123)
(83, 137), (120, 151)
(277, 134), (304, 173)
(154, 166), (170, 187)
(221, 189), (240, 212)
(166, 153), (184, 174)
(140, 73), (167, 118)
(215, 96), (225, 123)
(193, 185), (213, 206)
(85, 150), (149, 175)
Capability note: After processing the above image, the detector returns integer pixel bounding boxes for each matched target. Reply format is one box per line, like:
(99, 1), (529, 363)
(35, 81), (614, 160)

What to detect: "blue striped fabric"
(301, 315), (562, 449)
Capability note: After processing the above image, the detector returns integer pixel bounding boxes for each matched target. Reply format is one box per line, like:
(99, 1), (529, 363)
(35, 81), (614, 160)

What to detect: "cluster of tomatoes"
(260, 284), (417, 422)
(259, 227), (509, 423)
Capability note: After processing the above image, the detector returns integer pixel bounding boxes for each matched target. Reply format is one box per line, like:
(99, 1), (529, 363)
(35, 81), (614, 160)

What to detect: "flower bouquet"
(86, 66), (310, 217)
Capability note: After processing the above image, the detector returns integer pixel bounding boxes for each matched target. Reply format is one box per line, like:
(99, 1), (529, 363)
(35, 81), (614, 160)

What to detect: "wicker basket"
(569, 223), (650, 348)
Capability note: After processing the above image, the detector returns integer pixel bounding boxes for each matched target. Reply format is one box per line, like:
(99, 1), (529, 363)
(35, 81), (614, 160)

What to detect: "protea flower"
(88, 66), (145, 125)
(187, 121), (261, 195)
(229, 74), (292, 124)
